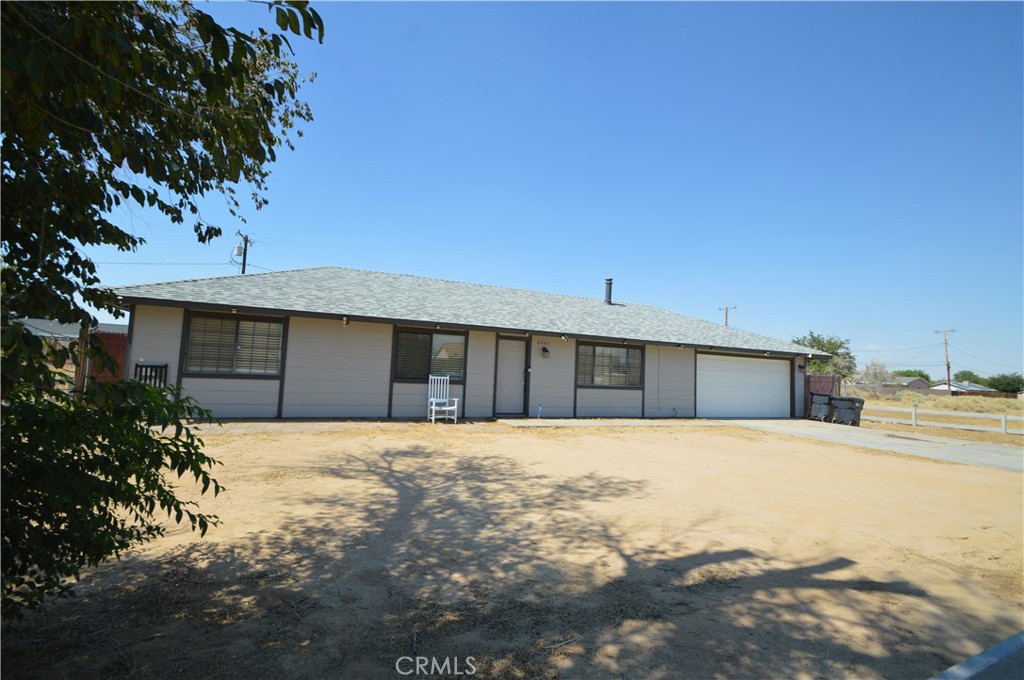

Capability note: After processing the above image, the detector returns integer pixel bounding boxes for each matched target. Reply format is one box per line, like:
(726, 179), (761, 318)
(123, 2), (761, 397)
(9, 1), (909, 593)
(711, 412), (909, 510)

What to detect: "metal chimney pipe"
(605, 278), (613, 304)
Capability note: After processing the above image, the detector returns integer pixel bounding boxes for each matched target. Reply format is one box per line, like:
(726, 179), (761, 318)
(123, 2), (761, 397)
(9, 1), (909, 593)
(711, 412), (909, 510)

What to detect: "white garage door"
(696, 354), (790, 418)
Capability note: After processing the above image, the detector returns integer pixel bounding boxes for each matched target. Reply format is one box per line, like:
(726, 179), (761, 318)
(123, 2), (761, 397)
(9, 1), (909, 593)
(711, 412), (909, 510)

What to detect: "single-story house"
(113, 267), (826, 420)
(879, 376), (932, 394)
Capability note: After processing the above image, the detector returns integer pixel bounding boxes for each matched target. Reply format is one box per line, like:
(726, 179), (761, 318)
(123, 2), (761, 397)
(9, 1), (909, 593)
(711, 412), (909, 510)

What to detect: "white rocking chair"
(428, 374), (459, 424)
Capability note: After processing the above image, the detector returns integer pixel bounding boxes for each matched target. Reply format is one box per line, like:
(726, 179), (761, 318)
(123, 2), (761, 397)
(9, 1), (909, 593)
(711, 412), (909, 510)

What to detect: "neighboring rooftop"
(930, 381), (998, 392)
(18, 318), (129, 338)
(115, 267), (825, 357)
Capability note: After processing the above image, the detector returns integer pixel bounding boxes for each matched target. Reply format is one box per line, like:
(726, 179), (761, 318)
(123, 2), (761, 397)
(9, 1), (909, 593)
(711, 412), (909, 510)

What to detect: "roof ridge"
(315, 266), (626, 305)
(117, 265), (337, 290)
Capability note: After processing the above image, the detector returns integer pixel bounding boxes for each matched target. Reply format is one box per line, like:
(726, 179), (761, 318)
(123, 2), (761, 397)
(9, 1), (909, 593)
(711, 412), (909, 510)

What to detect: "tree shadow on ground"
(2, 445), (1015, 679)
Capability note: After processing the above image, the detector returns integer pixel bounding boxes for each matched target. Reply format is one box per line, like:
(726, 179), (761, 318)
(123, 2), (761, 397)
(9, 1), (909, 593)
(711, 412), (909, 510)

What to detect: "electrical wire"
(852, 342), (944, 353)
(949, 345), (1023, 371)
(95, 261), (234, 266)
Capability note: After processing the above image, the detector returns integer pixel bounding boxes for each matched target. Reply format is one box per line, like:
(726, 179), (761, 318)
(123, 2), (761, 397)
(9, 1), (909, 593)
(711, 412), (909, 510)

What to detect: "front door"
(495, 338), (527, 415)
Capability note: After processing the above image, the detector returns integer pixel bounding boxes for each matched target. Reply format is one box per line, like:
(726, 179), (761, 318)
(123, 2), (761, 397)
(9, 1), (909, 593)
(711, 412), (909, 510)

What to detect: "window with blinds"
(185, 315), (283, 376)
(576, 343), (642, 387)
(394, 330), (466, 381)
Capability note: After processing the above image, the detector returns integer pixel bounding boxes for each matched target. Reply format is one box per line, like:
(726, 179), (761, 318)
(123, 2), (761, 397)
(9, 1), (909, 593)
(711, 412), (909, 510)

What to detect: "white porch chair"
(427, 374), (459, 424)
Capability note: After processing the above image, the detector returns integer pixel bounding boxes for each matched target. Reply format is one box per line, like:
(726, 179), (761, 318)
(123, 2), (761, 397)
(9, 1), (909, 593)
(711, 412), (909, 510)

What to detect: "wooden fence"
(862, 405), (1023, 435)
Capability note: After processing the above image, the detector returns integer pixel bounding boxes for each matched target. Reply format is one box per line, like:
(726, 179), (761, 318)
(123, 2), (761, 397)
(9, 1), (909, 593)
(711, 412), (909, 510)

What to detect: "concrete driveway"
(502, 417), (1023, 473)
(733, 419), (1023, 473)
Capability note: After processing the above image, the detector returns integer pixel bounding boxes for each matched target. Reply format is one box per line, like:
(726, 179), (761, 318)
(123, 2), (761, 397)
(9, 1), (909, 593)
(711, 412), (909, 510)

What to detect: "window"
(576, 343), (642, 387)
(394, 330), (466, 382)
(185, 315), (283, 376)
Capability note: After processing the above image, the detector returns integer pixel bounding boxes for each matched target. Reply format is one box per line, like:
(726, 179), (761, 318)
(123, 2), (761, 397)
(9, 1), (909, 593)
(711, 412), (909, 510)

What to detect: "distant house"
(114, 267), (827, 420)
(881, 376), (932, 394)
(929, 381), (998, 394)
(19, 318), (129, 384)
(19, 318), (128, 339)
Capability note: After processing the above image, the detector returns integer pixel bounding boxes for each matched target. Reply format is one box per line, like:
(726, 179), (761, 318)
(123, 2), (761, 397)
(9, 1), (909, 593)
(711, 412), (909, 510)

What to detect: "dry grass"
(843, 388), (1023, 444)
(846, 388), (1024, 415)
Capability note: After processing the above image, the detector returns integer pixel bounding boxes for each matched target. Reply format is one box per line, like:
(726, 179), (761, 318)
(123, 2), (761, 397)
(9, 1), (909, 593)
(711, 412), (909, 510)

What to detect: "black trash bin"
(831, 396), (865, 426)
(808, 393), (833, 422)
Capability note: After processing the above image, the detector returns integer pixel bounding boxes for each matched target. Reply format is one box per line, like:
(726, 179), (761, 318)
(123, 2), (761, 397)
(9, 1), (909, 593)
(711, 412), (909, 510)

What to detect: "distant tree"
(792, 331), (856, 382)
(985, 373), (1024, 394)
(892, 369), (931, 382)
(857, 360), (893, 387)
(1, 0), (323, 616)
(953, 370), (987, 385)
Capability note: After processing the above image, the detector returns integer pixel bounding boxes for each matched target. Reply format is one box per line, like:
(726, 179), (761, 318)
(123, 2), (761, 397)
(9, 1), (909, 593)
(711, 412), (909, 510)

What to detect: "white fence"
(863, 405), (1024, 435)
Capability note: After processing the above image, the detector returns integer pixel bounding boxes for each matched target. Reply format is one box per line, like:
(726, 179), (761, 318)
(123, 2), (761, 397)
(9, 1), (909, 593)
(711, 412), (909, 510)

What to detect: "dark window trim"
(391, 327), (468, 385)
(575, 384), (645, 391)
(575, 341), (644, 389)
(180, 310), (286, 380)
(124, 303), (136, 380)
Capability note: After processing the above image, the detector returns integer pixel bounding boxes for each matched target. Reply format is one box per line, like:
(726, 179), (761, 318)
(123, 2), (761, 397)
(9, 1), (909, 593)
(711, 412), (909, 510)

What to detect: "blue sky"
(89, 1), (1023, 380)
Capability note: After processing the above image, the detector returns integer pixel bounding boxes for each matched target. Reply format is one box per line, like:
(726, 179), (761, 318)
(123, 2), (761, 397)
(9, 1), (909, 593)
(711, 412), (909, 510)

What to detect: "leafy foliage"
(985, 373), (1024, 394)
(792, 331), (857, 381)
(2, 0), (322, 327)
(1, 380), (218, 614)
(953, 370), (987, 386)
(1, 1), (323, 615)
(892, 369), (931, 382)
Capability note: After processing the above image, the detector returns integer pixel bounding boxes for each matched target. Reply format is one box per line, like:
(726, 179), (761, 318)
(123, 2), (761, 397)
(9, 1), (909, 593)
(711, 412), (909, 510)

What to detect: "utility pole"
(719, 305), (736, 327)
(235, 230), (253, 274)
(934, 328), (956, 394)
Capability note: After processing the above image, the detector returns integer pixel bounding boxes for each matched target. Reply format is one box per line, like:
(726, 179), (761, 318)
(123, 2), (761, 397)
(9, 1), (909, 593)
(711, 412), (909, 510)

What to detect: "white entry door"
(495, 339), (527, 415)
(696, 354), (790, 418)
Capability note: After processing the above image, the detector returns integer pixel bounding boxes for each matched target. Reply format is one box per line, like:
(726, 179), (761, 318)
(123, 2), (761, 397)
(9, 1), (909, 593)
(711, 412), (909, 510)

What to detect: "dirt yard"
(3, 422), (1022, 679)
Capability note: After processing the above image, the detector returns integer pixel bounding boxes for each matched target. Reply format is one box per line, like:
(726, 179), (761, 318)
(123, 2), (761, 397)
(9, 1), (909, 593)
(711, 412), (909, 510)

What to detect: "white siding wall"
(793, 358), (806, 418)
(528, 336), (575, 418)
(182, 377), (279, 418)
(576, 388), (642, 418)
(464, 331), (496, 418)
(392, 382), (464, 419)
(644, 346), (696, 418)
(126, 305), (183, 380)
(282, 318), (391, 418)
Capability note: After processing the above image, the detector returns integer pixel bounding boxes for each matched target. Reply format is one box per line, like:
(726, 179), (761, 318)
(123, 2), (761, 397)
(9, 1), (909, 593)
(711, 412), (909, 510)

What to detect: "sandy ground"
(3, 422), (1022, 679)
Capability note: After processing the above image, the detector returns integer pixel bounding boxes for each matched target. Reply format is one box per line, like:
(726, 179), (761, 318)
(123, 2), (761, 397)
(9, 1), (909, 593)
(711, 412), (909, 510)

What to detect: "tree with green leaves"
(1, 0), (323, 615)
(892, 369), (931, 382)
(792, 331), (857, 382)
(953, 370), (987, 386)
(985, 373), (1024, 394)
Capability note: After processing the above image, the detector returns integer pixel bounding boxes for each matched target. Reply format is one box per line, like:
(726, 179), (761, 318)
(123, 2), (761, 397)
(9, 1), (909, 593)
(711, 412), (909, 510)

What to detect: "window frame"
(575, 342), (644, 389)
(181, 311), (285, 379)
(392, 327), (468, 384)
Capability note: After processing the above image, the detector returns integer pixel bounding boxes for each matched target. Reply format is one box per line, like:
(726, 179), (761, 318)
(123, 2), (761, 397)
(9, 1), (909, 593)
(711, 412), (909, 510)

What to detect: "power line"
(95, 261), (233, 266)
(949, 344), (1023, 371)
(853, 343), (944, 353)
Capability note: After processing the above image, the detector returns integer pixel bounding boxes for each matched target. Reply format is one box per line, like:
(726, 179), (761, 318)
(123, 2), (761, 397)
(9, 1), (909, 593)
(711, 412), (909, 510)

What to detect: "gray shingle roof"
(114, 267), (824, 357)
(19, 318), (129, 338)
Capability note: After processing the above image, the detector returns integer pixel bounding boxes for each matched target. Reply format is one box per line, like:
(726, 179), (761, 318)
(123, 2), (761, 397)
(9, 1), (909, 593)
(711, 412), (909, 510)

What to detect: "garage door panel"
(697, 354), (789, 418)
